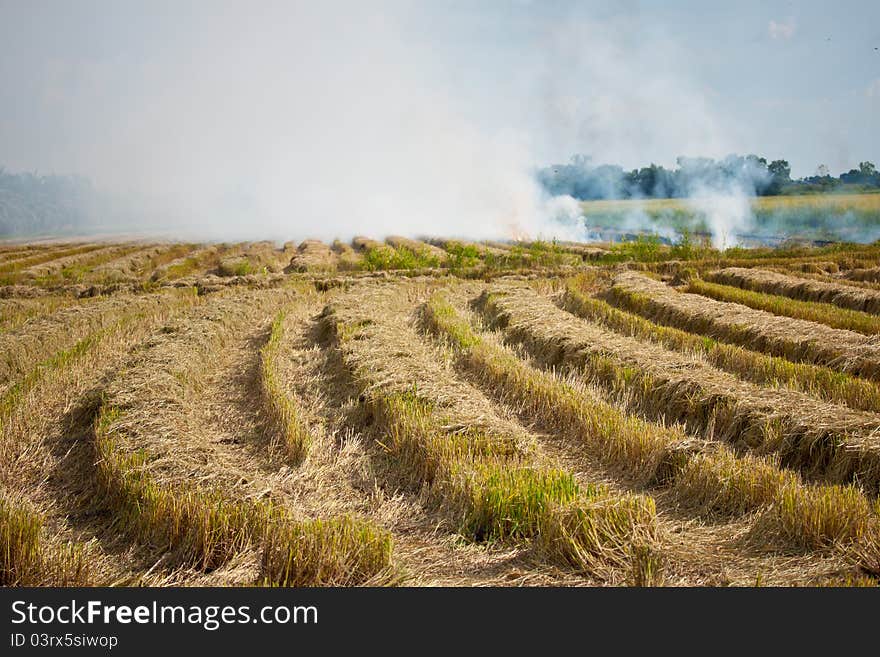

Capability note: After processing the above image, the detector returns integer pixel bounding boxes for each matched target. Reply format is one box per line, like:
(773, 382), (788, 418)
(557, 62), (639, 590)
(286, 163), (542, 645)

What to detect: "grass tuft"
(0, 496), (43, 585)
(261, 515), (394, 586)
(260, 310), (311, 462)
(362, 245), (441, 271)
(0, 495), (88, 586)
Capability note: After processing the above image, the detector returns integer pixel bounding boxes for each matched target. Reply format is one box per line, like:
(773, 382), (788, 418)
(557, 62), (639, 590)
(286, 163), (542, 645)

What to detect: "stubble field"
(2, 235), (880, 587)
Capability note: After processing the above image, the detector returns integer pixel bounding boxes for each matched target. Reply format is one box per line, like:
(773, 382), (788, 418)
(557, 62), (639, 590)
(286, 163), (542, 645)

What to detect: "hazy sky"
(1, 0), (878, 238)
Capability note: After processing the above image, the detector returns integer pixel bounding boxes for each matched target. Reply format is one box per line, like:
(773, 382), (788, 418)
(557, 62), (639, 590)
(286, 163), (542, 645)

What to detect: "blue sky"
(0, 1), (877, 238)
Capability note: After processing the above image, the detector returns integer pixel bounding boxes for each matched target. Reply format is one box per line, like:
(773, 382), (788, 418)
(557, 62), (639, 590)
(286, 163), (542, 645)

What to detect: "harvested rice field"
(2, 236), (880, 588)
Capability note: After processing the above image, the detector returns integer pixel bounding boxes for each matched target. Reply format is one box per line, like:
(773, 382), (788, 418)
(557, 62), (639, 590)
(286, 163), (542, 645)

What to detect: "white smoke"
(686, 187), (753, 249)
(2, 2), (557, 242)
(0, 3), (770, 245)
(528, 12), (765, 246)
(528, 195), (589, 242)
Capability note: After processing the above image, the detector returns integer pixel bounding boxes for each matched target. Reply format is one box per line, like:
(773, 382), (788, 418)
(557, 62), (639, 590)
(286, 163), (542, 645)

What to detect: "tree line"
(0, 168), (97, 236)
(536, 155), (880, 200)
(2, 156), (879, 237)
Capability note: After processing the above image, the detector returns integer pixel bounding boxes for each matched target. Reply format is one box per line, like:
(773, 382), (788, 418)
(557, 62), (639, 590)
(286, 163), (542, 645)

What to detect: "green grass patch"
(361, 245), (441, 271)
(0, 496), (87, 586)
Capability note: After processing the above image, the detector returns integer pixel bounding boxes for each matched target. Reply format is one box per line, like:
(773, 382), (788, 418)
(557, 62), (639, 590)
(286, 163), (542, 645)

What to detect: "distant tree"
(628, 163), (673, 197)
(864, 162), (880, 188)
(768, 160), (791, 182)
(534, 155), (874, 200)
(840, 161), (879, 187)
(761, 159), (790, 194)
(0, 168), (95, 235)
(746, 154), (768, 168)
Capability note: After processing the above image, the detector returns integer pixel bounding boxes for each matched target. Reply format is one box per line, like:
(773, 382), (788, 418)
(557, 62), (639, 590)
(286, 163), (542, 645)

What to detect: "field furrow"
(19, 244), (140, 281)
(93, 285), (394, 585)
(150, 245), (225, 282)
(476, 284), (880, 494)
(5, 236), (880, 587)
(711, 266), (880, 296)
(422, 287), (876, 581)
(321, 282), (661, 583)
(0, 243), (81, 264)
(562, 279), (880, 413)
(656, 245), (880, 274)
(260, 290), (585, 586)
(0, 288), (201, 585)
(610, 271), (880, 379)
(86, 243), (189, 284)
(0, 290), (205, 396)
(708, 267), (880, 315)
(0, 295), (85, 333)
(690, 277), (880, 334)
(0, 243), (109, 279)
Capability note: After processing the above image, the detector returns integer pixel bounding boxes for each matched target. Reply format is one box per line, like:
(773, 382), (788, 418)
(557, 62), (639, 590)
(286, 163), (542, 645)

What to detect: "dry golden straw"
(609, 271), (880, 380)
(477, 283), (880, 494)
(708, 267), (880, 315)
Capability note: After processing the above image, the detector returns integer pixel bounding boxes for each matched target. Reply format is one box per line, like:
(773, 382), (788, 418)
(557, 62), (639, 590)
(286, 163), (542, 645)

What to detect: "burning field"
(2, 235), (880, 587)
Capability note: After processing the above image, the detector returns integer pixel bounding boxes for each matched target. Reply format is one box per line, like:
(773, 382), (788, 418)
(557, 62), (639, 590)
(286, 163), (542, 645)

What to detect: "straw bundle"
(286, 240), (338, 273)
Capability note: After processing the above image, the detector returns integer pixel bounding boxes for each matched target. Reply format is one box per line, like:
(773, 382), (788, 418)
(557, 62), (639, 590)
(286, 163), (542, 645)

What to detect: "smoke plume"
(0, 2), (822, 245)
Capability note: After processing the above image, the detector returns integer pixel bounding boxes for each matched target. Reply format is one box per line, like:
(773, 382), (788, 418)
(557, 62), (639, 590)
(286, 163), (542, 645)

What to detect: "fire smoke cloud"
(529, 14), (766, 246)
(67, 3), (552, 242)
(0, 2), (780, 243)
